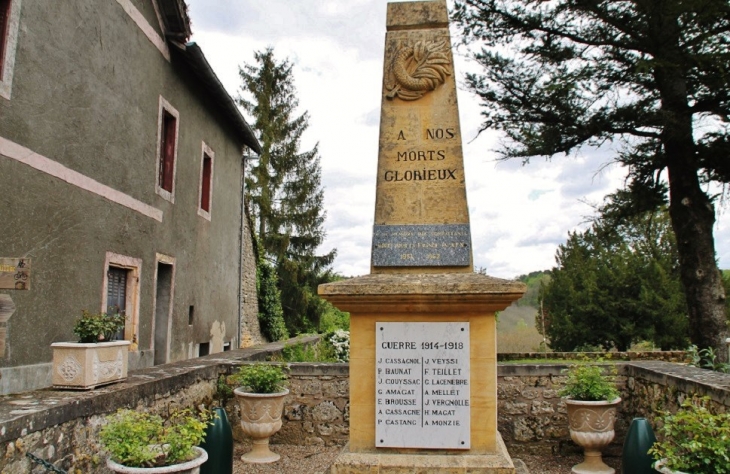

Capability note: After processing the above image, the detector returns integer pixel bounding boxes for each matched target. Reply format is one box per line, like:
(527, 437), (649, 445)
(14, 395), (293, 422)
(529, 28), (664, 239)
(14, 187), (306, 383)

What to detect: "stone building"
(0, 0), (264, 394)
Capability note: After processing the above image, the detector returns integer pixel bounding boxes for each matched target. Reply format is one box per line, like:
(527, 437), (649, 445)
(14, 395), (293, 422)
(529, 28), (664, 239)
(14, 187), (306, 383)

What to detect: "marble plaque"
(375, 322), (470, 449)
(372, 224), (471, 267)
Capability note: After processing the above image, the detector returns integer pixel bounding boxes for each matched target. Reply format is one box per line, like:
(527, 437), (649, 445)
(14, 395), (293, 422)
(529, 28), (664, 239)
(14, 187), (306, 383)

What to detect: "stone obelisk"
(319, 1), (525, 472)
(371, 0), (472, 275)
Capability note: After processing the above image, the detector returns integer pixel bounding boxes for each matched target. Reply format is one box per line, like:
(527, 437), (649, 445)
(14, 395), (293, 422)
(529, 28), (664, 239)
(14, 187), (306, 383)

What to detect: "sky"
(185, 0), (730, 279)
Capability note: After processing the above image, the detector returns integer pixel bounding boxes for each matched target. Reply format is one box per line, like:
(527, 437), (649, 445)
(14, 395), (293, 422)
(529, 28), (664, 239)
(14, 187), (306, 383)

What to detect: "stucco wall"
(0, 0), (257, 394)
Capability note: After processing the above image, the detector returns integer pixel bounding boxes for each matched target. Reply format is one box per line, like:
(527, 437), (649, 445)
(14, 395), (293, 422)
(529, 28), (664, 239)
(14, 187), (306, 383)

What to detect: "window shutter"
(201, 155), (212, 212)
(0, 0), (11, 75)
(159, 112), (176, 192)
(106, 267), (127, 314)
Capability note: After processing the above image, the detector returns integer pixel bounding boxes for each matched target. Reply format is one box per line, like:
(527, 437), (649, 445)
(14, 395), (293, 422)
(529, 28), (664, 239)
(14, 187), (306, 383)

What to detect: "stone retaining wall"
(1, 348), (729, 473)
(497, 364), (630, 457)
(497, 351), (688, 362)
(624, 360), (730, 417)
(0, 336), (318, 474)
(497, 360), (730, 457)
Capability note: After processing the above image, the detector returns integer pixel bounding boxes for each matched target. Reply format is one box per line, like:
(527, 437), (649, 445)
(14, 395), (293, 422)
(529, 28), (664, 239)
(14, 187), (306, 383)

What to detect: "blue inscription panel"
(371, 224), (471, 267)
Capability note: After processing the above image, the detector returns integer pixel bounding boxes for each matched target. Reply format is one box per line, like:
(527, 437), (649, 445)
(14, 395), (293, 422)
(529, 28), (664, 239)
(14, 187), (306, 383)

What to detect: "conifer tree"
(538, 208), (688, 351)
(239, 48), (336, 335)
(454, 0), (730, 360)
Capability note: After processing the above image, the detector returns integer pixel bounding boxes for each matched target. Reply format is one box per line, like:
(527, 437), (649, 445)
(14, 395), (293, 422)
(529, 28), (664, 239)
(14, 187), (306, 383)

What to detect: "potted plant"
(649, 396), (730, 474)
(51, 310), (131, 389)
(232, 362), (289, 463)
(100, 408), (211, 473)
(559, 363), (621, 474)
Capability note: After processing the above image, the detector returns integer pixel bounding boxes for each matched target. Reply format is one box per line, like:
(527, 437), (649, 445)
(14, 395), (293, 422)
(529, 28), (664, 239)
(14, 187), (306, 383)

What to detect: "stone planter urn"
(51, 340), (130, 389)
(566, 397), (621, 474)
(106, 447), (208, 474)
(234, 388), (289, 463)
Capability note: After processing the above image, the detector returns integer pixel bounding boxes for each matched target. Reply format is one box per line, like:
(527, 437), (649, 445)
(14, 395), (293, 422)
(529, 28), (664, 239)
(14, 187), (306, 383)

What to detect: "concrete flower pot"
(565, 397), (621, 474)
(106, 446), (208, 473)
(51, 340), (130, 389)
(653, 459), (688, 474)
(234, 388), (289, 463)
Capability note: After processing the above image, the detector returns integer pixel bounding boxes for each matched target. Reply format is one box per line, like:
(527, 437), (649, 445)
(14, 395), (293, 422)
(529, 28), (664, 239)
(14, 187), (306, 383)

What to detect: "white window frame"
(197, 142), (215, 220)
(101, 252), (142, 348)
(0, 0), (22, 100)
(155, 96), (180, 203)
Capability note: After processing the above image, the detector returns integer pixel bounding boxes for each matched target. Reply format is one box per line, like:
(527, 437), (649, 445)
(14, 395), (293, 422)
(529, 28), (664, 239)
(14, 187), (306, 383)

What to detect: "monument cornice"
(318, 273), (526, 313)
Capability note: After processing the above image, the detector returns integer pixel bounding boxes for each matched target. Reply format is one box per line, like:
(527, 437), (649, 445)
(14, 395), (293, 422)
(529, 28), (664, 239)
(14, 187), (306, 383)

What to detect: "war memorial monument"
(319, 0), (526, 472)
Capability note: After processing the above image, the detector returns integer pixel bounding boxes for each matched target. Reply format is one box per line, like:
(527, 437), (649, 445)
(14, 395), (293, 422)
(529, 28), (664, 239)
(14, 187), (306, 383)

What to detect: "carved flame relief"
(385, 39), (452, 101)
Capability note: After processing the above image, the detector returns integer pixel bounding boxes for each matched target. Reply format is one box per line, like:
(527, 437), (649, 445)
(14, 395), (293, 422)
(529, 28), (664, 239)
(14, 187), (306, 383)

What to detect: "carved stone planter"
(234, 388), (289, 463)
(107, 446), (208, 473)
(565, 397), (621, 474)
(51, 340), (130, 389)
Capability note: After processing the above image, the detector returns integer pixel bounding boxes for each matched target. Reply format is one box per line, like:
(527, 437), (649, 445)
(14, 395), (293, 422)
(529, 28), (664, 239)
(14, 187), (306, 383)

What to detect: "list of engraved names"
(375, 322), (470, 449)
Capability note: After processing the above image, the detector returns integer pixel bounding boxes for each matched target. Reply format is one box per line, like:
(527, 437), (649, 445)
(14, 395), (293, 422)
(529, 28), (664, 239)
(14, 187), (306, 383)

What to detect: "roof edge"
(174, 42), (261, 154)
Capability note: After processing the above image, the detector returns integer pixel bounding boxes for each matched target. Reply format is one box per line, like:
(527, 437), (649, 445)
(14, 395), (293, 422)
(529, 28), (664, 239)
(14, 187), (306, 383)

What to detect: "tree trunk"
(662, 101), (727, 362)
(653, 7), (728, 362)
(666, 161), (727, 362)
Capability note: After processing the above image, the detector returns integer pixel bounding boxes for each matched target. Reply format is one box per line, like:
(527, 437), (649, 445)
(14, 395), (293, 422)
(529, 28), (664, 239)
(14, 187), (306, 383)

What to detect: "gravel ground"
(520, 453), (621, 473)
(232, 442), (341, 474)
(231, 442), (623, 473)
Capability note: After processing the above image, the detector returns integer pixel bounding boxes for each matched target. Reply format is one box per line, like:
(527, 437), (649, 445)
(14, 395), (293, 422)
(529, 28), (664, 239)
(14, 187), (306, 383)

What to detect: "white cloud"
(187, 0), (730, 278)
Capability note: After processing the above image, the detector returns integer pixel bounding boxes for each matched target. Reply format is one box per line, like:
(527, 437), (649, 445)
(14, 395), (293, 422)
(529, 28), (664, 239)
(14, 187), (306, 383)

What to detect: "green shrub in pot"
(232, 363), (289, 463)
(558, 363), (620, 401)
(100, 408), (211, 469)
(649, 396), (730, 474)
(231, 363), (288, 393)
(559, 362), (621, 473)
(73, 310), (126, 343)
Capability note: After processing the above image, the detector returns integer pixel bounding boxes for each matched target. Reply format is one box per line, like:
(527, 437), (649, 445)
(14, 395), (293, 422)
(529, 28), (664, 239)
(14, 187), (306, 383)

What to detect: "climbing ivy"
(256, 255), (288, 342)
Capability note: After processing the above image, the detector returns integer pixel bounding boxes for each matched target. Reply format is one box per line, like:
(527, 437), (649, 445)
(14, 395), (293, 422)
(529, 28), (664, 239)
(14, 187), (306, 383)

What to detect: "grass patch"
(271, 336), (338, 363)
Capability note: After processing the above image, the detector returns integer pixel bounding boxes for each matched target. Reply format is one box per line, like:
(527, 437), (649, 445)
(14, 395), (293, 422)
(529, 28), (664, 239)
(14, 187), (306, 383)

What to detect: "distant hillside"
(514, 271), (551, 307)
(497, 272), (550, 352)
(497, 304), (544, 352)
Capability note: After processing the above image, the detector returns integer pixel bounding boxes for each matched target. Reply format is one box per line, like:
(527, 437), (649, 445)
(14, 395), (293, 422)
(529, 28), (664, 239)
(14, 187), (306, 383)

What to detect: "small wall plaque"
(0, 258), (30, 290)
(375, 322), (470, 449)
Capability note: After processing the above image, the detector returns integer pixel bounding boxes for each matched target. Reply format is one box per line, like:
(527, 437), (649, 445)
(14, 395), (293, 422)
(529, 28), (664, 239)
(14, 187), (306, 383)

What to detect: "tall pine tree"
(453, 0), (730, 360)
(239, 48), (336, 335)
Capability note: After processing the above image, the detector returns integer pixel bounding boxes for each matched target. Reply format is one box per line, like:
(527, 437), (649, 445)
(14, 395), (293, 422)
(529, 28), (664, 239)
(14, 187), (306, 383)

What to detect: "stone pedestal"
(320, 273), (525, 473)
(321, 0), (527, 470)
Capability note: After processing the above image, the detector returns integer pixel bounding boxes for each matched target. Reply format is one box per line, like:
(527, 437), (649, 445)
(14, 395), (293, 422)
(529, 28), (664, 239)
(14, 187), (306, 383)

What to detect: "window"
(155, 97), (179, 202)
(198, 143), (214, 219)
(198, 342), (210, 357)
(106, 267), (128, 340)
(102, 253), (142, 346)
(0, 1), (11, 75)
(0, 0), (21, 100)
